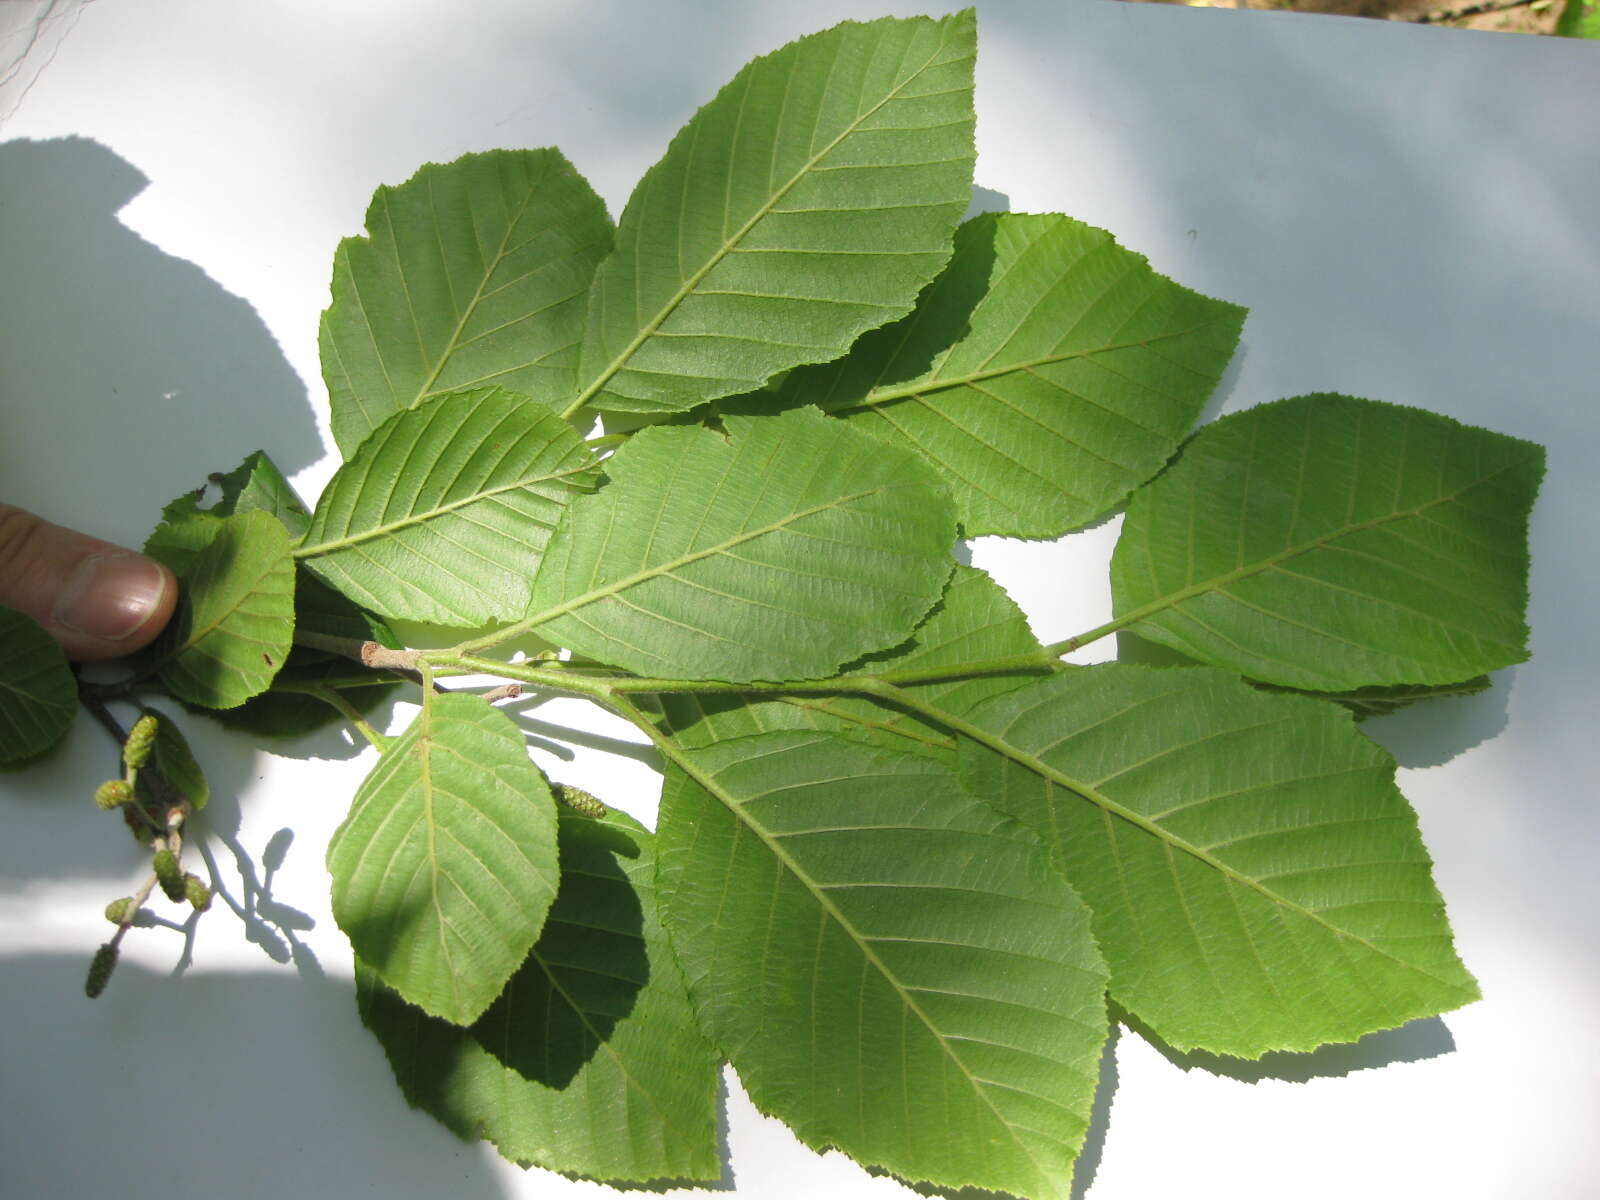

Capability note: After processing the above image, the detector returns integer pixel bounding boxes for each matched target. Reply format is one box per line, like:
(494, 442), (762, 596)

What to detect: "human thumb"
(0, 504), (176, 661)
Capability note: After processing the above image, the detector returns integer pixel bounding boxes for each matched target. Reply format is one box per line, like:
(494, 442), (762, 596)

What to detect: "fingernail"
(51, 553), (170, 642)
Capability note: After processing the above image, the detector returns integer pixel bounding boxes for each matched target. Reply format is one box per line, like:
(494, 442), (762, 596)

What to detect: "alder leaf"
(212, 449), (312, 538)
(0, 605), (76, 764)
(656, 729), (1108, 1200)
(571, 10), (976, 417)
(355, 807), (721, 1184)
(958, 664), (1479, 1058)
(143, 492), (223, 579)
(144, 449), (309, 576)
(157, 510), (295, 710)
(145, 457), (389, 729)
(524, 407), (955, 682)
(185, 572), (400, 742)
(661, 563), (1045, 757)
(298, 388), (599, 626)
(778, 212), (1245, 537)
(1116, 630), (1496, 721)
(321, 148), (614, 456)
(145, 710), (208, 810)
(1313, 677), (1494, 719)
(1110, 394), (1544, 691)
(328, 693), (560, 1026)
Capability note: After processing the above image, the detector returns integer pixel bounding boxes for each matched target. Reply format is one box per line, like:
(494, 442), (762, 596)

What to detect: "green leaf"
(193, 654), (395, 742)
(213, 449), (312, 538)
(1265, 676), (1494, 721)
(1110, 394), (1544, 691)
(661, 563), (1045, 756)
(1557, 0), (1600, 36)
(1116, 630), (1494, 721)
(184, 572), (399, 742)
(0, 605), (76, 764)
(355, 808), (721, 1183)
(157, 510), (295, 710)
(571, 11), (976, 417)
(292, 569), (402, 649)
(298, 388), (599, 626)
(143, 710), (208, 810)
(525, 407), (956, 682)
(958, 665), (1479, 1058)
(656, 730), (1108, 1199)
(328, 693), (560, 1026)
(777, 212), (1244, 537)
(320, 148), (614, 456)
(144, 449), (310, 574)
(143, 491), (223, 578)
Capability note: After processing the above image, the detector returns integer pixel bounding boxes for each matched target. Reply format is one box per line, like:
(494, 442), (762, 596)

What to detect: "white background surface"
(2, 2), (1597, 1198)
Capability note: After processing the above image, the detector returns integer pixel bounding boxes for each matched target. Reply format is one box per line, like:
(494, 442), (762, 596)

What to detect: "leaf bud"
(152, 849), (186, 902)
(553, 782), (608, 818)
(95, 780), (133, 811)
(104, 897), (134, 925)
(85, 943), (118, 999)
(123, 714), (158, 770)
(183, 873), (212, 912)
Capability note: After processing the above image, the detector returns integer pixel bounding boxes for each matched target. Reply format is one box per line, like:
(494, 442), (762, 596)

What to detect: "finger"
(0, 504), (177, 661)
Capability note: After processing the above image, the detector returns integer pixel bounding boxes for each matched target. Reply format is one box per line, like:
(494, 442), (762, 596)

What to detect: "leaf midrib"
(1116, 459), (1529, 638)
(662, 737), (1056, 1191)
(525, 481), (920, 632)
(917, 686), (1469, 992)
(563, 23), (963, 418)
(172, 528), (287, 660)
(521, 927), (705, 1147)
(415, 698), (464, 1019)
(835, 328), (1207, 414)
(296, 461), (595, 559)
(409, 171), (545, 408)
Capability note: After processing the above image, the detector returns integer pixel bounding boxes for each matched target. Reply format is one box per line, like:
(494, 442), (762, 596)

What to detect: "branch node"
(361, 642), (420, 671)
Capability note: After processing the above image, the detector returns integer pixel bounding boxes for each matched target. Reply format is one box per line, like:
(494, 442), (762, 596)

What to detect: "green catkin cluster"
(123, 714), (158, 770)
(152, 849), (186, 902)
(95, 779), (133, 811)
(104, 897), (134, 925)
(85, 943), (118, 999)
(183, 874), (212, 911)
(553, 782), (608, 818)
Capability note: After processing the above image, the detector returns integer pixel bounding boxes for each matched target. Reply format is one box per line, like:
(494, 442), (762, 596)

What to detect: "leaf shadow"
(474, 816), (650, 1090)
(349, 812), (730, 1185)
(355, 813), (650, 1092)
(1115, 631), (1514, 770)
(1358, 667), (1514, 771)
(0, 136), (321, 552)
(500, 698), (664, 772)
(0, 953), (517, 1200)
(191, 825), (321, 973)
(965, 184), (1011, 220)
(138, 704), (325, 972)
(1114, 1005), (1458, 1084)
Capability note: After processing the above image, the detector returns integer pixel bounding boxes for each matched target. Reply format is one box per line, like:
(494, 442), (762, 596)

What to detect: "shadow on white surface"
(1359, 671), (1514, 770)
(0, 137), (323, 546)
(0, 954), (517, 1200)
(1117, 1006), (1458, 1085)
